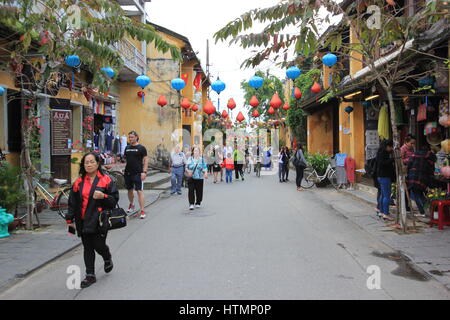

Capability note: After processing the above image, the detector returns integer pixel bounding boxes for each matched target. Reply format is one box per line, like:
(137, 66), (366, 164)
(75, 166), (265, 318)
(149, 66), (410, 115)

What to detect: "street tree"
(0, 0), (181, 229)
(214, 0), (448, 232)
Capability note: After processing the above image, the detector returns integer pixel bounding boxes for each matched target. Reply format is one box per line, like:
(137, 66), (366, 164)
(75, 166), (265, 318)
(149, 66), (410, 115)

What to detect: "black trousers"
(234, 161), (244, 179)
(81, 233), (111, 276)
(188, 178), (204, 205)
(285, 164), (290, 179)
(295, 166), (305, 188)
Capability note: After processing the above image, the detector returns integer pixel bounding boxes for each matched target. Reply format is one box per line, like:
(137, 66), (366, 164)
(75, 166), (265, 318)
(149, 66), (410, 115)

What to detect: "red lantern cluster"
(227, 98), (236, 110)
(204, 100), (216, 115)
(181, 97), (191, 109)
(294, 87), (302, 99)
(311, 82), (321, 93)
(157, 95), (167, 107)
(250, 96), (259, 108)
(236, 111), (245, 122)
(270, 92), (282, 109)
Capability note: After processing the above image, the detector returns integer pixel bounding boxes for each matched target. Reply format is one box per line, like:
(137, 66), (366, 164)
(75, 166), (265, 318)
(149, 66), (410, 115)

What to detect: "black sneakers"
(104, 259), (113, 273)
(81, 275), (96, 288)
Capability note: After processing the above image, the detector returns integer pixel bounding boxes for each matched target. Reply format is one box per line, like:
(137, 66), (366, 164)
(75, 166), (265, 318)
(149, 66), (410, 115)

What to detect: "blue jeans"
(378, 177), (391, 215)
(226, 169), (233, 183)
(171, 166), (184, 193)
(410, 190), (426, 215)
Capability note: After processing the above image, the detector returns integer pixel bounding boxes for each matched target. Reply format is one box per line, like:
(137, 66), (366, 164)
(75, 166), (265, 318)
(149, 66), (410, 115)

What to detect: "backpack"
(293, 150), (306, 168)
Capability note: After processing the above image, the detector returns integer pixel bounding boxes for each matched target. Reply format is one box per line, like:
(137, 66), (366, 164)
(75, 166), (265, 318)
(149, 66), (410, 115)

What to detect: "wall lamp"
(344, 91), (362, 99)
(365, 94), (379, 101)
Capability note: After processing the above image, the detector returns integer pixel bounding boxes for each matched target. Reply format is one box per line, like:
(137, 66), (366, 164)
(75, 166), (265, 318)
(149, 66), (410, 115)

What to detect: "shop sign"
(51, 110), (72, 155)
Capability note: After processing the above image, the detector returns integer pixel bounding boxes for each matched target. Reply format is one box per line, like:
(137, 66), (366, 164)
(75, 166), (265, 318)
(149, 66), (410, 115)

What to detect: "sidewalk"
(0, 189), (165, 291)
(313, 187), (450, 290)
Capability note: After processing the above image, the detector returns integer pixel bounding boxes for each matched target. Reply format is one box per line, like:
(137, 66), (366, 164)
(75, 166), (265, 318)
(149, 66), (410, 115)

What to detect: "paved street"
(1, 170), (450, 300)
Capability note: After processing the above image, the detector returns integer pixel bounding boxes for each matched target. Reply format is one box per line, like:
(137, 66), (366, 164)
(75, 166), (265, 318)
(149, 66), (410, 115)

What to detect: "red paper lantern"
(192, 104), (199, 112)
(222, 110), (228, 119)
(311, 82), (321, 93)
(204, 100), (216, 115)
(249, 96), (259, 108)
(270, 92), (282, 109)
(294, 87), (302, 99)
(157, 95), (167, 107)
(268, 106), (275, 115)
(227, 98), (236, 110)
(236, 111), (245, 122)
(283, 102), (290, 111)
(181, 97), (191, 109)
(252, 109), (260, 118)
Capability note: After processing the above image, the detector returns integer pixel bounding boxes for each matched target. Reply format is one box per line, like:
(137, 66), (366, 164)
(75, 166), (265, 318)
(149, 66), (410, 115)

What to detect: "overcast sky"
(145, 0), (289, 122)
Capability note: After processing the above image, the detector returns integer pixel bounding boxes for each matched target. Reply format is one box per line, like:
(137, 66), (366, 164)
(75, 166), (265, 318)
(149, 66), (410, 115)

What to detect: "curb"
(0, 192), (165, 294)
(317, 188), (450, 292)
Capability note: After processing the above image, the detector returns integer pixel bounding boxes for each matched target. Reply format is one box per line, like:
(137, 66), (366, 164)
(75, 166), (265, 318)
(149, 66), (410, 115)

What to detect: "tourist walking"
(185, 146), (208, 211)
(66, 152), (119, 288)
(212, 146), (222, 183)
(284, 147), (291, 181)
(293, 143), (307, 191)
(278, 147), (288, 182)
(123, 131), (148, 219)
(222, 153), (235, 183)
(169, 144), (186, 195)
(233, 145), (245, 181)
(376, 139), (395, 221)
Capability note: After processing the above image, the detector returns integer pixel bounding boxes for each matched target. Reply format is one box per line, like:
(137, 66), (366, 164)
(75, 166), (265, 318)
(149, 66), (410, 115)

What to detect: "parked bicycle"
(254, 155), (262, 177)
(301, 163), (338, 189)
(244, 155), (252, 174)
(19, 174), (72, 220)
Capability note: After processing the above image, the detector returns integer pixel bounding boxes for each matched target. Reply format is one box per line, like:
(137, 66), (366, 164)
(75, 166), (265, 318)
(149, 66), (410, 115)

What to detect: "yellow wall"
(307, 108), (333, 155)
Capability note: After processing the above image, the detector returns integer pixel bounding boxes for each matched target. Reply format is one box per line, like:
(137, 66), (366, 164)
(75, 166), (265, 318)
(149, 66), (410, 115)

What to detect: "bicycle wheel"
(301, 168), (316, 189)
(328, 170), (339, 189)
(56, 187), (71, 219)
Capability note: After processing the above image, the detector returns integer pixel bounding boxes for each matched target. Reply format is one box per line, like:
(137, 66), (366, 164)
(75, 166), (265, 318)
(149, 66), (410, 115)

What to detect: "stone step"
(356, 183), (378, 197)
(152, 181), (172, 191)
(143, 172), (171, 190)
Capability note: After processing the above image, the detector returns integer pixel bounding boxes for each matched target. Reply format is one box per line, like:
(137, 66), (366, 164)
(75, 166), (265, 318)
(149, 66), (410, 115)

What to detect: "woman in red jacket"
(66, 152), (119, 288)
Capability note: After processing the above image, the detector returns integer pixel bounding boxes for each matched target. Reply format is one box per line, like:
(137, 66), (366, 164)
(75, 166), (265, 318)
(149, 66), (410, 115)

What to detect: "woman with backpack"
(66, 152), (119, 288)
(185, 146), (208, 211)
(293, 143), (307, 191)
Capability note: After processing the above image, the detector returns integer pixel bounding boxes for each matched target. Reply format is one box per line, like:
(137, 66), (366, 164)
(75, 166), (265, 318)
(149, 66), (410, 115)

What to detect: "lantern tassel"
(71, 71), (75, 91)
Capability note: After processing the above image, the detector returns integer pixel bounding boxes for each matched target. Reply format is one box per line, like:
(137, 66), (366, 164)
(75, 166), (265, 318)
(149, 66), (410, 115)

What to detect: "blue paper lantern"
(418, 77), (434, 87)
(345, 106), (354, 114)
(248, 76), (264, 89)
(362, 101), (370, 108)
(0, 86), (4, 96)
(322, 53), (337, 67)
(211, 78), (226, 95)
(286, 66), (301, 80)
(101, 67), (115, 78)
(171, 77), (186, 91)
(136, 75), (151, 89)
(65, 55), (81, 68)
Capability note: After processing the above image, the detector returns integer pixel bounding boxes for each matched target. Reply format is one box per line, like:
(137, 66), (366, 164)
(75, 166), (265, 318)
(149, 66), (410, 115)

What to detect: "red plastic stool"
(429, 200), (450, 230)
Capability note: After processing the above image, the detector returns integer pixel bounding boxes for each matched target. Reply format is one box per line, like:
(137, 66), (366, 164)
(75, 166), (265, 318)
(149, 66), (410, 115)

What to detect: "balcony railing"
(111, 39), (145, 76)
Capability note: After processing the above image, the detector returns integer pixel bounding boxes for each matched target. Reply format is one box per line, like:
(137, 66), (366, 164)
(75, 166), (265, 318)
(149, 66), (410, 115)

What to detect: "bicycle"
(104, 165), (125, 190)
(301, 163), (338, 189)
(23, 175), (72, 220)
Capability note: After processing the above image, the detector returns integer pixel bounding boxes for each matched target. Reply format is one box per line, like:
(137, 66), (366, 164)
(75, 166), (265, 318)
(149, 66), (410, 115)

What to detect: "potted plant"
(305, 152), (331, 187)
(0, 163), (26, 231)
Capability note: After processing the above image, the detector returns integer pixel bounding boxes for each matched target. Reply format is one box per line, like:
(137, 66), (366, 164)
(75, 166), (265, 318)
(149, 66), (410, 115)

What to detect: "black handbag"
(99, 204), (127, 233)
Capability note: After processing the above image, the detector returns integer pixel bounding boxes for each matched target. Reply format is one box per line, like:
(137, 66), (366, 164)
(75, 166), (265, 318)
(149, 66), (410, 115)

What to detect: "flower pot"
(7, 218), (21, 232)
